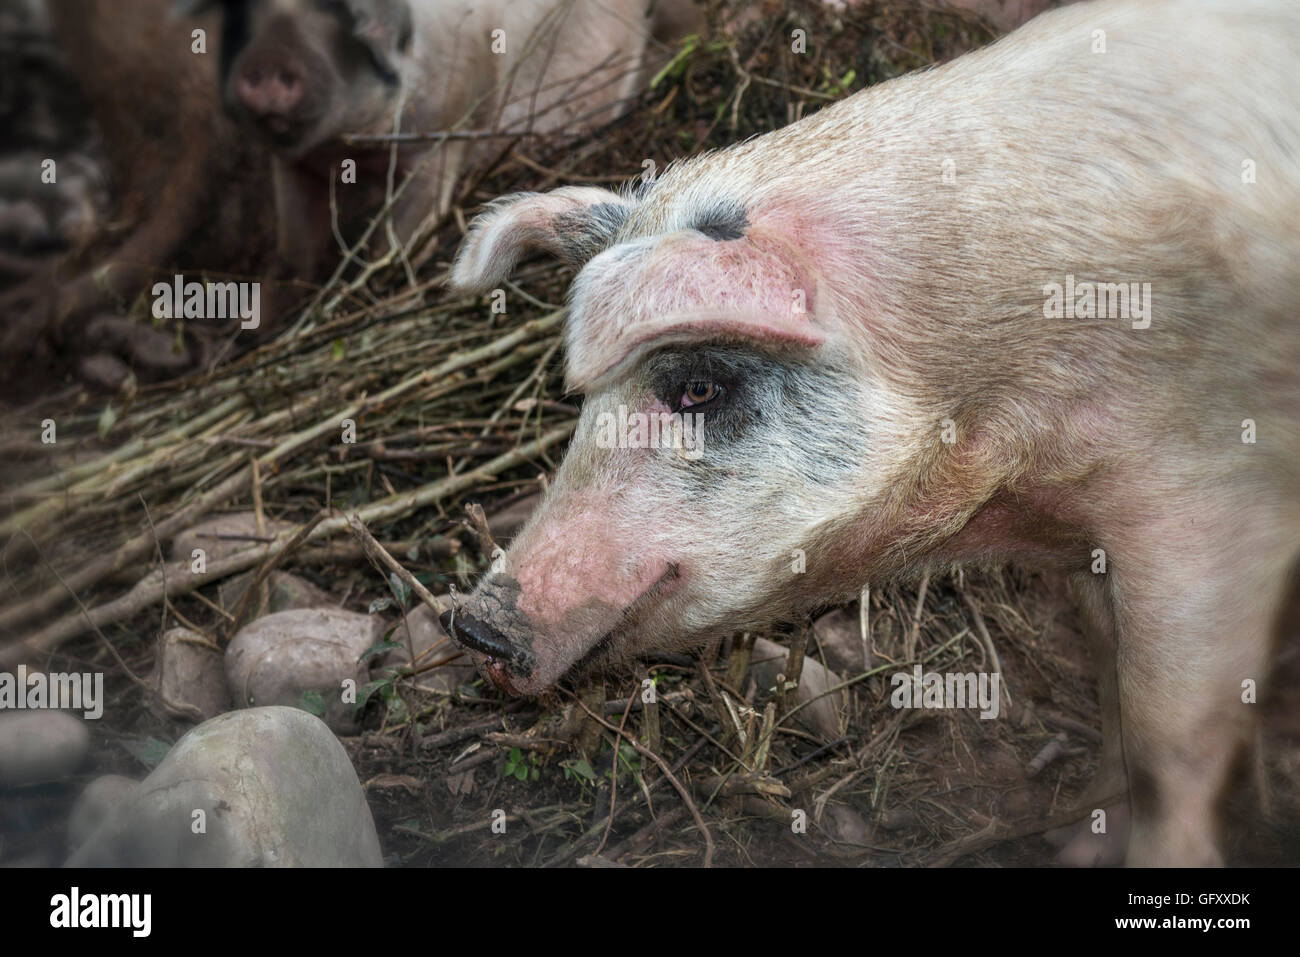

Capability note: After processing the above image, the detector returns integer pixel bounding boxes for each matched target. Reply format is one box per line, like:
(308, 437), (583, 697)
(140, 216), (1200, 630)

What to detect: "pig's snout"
(440, 609), (516, 660)
(234, 64), (305, 121)
(439, 603), (539, 697)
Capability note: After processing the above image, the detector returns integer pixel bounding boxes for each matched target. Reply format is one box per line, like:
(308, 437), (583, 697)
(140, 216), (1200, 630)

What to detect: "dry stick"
(5, 394), (249, 507)
(544, 725), (713, 867)
(463, 502), (497, 557)
(293, 536), (459, 566)
(250, 458), (269, 620)
(0, 424), (575, 668)
(20, 530), (202, 722)
(906, 571), (930, 661)
(0, 465), (253, 639)
(344, 513), (444, 620)
(223, 511), (326, 640)
(592, 692), (644, 861)
(0, 311), (564, 638)
(573, 697), (715, 868)
(601, 804), (691, 864)
(779, 623), (809, 716)
(960, 587), (1010, 708)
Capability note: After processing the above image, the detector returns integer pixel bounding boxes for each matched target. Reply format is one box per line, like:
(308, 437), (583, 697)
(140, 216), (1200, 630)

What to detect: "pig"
(173, 0), (701, 278)
(443, 0), (1300, 867)
(0, 0), (277, 383)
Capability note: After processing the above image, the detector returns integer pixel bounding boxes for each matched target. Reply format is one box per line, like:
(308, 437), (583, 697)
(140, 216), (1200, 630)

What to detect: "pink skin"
(514, 493), (673, 627)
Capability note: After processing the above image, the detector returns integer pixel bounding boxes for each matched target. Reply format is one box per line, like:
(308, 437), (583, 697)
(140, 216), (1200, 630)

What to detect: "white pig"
(174, 0), (700, 277)
(445, 0), (1300, 867)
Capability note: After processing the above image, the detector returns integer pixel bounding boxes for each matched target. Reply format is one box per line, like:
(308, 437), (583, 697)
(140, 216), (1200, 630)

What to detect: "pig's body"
(448, 0), (1300, 866)
(180, 0), (698, 277)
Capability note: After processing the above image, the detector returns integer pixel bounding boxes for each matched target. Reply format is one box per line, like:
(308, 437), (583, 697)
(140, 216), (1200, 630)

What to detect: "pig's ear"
(332, 0), (413, 83)
(450, 187), (632, 295)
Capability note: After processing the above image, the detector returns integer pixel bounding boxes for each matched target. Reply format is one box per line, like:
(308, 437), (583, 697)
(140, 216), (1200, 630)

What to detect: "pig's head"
(175, 0), (412, 158)
(443, 183), (920, 696)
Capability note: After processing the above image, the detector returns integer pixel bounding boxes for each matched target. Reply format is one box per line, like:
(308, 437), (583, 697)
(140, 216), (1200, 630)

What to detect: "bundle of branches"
(0, 0), (999, 667)
(0, 2), (1109, 866)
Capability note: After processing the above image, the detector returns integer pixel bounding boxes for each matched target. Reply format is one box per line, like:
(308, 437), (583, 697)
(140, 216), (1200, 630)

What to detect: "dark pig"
(0, 0), (277, 382)
(445, 0), (1300, 866)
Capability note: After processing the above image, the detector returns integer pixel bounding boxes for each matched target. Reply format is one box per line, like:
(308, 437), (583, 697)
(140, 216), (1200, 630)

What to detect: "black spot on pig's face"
(573, 343), (869, 632)
(636, 345), (864, 477)
(554, 202), (631, 265)
(690, 200), (748, 241)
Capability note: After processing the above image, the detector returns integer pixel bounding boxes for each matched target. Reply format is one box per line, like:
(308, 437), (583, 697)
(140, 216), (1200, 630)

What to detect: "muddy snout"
(439, 582), (538, 696)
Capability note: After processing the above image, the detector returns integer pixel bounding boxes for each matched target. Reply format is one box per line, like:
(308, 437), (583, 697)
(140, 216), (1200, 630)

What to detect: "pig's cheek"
(514, 553), (671, 626)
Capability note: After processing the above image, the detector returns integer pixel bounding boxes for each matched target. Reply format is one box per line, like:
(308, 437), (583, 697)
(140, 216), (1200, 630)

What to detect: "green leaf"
(359, 639), (404, 664)
(650, 33), (701, 88)
(331, 338), (345, 361)
(297, 690), (326, 716)
(388, 572), (411, 608)
(565, 758), (597, 782)
(121, 736), (172, 770)
(368, 596), (393, 614)
(97, 403), (117, 438)
(353, 678), (393, 712)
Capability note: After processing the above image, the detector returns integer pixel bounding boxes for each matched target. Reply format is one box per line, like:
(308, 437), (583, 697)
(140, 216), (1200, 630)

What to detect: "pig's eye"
(678, 381), (724, 411)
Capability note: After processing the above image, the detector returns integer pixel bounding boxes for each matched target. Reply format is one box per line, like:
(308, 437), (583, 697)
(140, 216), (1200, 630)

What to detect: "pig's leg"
(1051, 570), (1130, 866)
(390, 146), (459, 263)
(1107, 500), (1294, 866)
(271, 156), (331, 278)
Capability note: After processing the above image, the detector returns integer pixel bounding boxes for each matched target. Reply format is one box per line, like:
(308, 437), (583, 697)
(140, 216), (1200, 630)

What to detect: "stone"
(68, 774), (139, 852)
(225, 607), (385, 732)
(749, 637), (848, 742)
(66, 707), (383, 867)
(147, 627), (226, 722)
(0, 710), (89, 787)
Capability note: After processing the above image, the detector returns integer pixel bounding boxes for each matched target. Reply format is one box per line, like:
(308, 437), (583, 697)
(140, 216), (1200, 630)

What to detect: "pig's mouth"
(442, 563), (682, 696)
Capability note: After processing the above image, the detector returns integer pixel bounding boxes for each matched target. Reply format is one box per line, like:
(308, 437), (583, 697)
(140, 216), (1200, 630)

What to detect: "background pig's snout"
(234, 63), (304, 121)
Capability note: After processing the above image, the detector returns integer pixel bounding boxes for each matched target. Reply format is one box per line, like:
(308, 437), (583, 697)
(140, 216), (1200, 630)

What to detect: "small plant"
(562, 757), (597, 784)
(504, 747), (540, 782)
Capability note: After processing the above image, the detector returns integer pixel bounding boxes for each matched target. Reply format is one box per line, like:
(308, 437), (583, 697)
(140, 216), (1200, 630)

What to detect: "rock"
(218, 569), (333, 617)
(812, 607), (868, 674)
(0, 711), (90, 787)
(378, 602), (477, 693)
(821, 803), (872, 847)
(148, 627), (226, 722)
(0, 198), (52, 249)
(66, 707), (383, 867)
(77, 353), (132, 392)
(748, 637), (848, 743)
(226, 608), (385, 732)
(169, 511), (295, 565)
(68, 775), (139, 852)
(83, 315), (195, 377)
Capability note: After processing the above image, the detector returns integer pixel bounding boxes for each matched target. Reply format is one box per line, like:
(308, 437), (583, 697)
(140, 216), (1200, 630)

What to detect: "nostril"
(440, 610), (517, 660)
